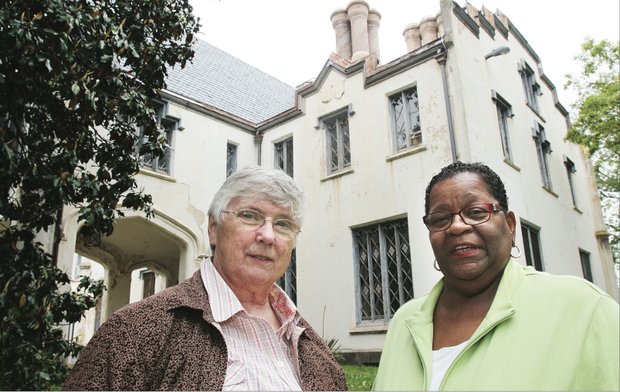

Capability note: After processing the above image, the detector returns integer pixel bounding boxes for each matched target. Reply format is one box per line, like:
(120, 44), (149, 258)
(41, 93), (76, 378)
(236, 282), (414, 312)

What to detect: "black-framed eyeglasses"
(422, 203), (503, 232)
(222, 209), (300, 239)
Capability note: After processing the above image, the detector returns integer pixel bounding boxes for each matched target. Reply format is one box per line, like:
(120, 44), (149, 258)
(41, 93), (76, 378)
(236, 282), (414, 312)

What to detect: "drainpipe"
(436, 39), (457, 162)
(255, 130), (263, 165)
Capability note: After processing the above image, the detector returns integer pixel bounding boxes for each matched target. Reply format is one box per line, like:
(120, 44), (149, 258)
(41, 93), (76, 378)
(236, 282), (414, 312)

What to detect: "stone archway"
(75, 215), (185, 321)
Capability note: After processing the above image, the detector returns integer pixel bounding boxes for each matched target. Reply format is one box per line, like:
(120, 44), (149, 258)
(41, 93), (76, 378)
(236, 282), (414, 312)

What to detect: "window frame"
(274, 136), (294, 176)
(388, 85), (422, 152)
(532, 123), (552, 190)
(226, 142), (238, 177)
(579, 249), (593, 282)
(141, 270), (156, 299)
(276, 250), (297, 304)
(135, 100), (179, 175)
(519, 60), (541, 113)
(563, 156), (578, 208)
(352, 217), (414, 325)
(492, 91), (514, 163)
(521, 221), (544, 271)
(318, 106), (352, 175)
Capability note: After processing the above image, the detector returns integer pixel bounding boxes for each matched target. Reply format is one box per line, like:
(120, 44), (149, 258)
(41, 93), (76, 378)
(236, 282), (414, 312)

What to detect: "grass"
(342, 363), (378, 391)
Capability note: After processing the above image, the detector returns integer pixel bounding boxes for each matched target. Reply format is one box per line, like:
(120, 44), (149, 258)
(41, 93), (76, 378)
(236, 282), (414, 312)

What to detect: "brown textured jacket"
(63, 270), (347, 391)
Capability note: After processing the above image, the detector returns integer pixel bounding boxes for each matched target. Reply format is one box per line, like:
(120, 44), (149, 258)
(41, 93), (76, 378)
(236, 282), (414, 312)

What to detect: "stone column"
(104, 268), (131, 320)
(403, 23), (421, 52)
(420, 16), (438, 45)
(367, 8), (381, 63)
(331, 9), (352, 60)
(347, 0), (370, 61)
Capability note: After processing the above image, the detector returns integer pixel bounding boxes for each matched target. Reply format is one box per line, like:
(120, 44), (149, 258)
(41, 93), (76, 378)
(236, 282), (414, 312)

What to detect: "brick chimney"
(367, 8), (381, 63)
(331, 1), (381, 63)
(403, 23), (421, 52)
(402, 13), (442, 52)
(331, 9), (352, 60)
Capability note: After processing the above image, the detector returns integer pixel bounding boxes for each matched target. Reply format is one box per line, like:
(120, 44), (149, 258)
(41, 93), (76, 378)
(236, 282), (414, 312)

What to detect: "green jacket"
(374, 260), (620, 391)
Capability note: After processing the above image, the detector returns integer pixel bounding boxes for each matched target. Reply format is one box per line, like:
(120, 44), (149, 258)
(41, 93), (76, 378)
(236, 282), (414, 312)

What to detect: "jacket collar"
(165, 269), (217, 324)
(405, 260), (524, 356)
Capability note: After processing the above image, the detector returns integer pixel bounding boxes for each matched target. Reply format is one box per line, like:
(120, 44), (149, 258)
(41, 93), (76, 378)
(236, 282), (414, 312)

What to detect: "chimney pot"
(367, 9), (381, 64)
(420, 16), (438, 45)
(331, 9), (352, 59)
(347, 1), (370, 61)
(403, 23), (421, 52)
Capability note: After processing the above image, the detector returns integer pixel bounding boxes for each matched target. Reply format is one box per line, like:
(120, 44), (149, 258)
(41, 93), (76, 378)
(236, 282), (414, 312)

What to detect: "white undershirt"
(429, 340), (468, 391)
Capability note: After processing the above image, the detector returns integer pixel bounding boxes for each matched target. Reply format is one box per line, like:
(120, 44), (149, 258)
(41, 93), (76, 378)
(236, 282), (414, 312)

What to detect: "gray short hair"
(208, 166), (305, 226)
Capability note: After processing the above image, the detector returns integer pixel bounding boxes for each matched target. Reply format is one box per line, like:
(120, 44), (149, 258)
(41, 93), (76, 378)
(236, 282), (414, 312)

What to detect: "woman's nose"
(446, 213), (472, 234)
(256, 219), (276, 243)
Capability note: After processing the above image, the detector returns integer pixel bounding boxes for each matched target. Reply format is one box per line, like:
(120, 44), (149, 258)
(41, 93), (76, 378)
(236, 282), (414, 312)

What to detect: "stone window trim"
(579, 248), (593, 283)
(388, 85), (422, 152)
(274, 136), (294, 177)
(521, 219), (544, 272)
(315, 105), (354, 175)
(563, 155), (579, 210)
(492, 90), (515, 163)
(135, 99), (180, 176)
(226, 142), (238, 178)
(518, 59), (542, 115)
(532, 122), (553, 191)
(314, 104), (355, 130)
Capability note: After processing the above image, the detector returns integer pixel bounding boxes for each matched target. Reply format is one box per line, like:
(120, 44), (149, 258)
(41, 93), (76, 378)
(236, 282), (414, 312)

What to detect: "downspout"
(255, 129), (263, 165)
(436, 38), (457, 162)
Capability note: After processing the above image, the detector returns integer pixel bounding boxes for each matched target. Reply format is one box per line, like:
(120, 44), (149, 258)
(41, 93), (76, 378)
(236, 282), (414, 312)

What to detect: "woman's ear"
(207, 216), (217, 248)
(505, 210), (517, 235)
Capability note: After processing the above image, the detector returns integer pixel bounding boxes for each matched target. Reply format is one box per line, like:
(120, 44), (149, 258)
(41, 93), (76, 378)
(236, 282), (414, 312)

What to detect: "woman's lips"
(450, 244), (480, 257)
(248, 253), (273, 262)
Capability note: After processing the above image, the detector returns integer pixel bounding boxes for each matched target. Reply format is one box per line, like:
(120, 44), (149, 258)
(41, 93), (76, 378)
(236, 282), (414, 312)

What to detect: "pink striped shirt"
(201, 259), (305, 391)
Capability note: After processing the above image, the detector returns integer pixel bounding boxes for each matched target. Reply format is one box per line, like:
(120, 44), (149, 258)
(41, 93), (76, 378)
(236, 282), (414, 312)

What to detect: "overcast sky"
(189, 0), (619, 109)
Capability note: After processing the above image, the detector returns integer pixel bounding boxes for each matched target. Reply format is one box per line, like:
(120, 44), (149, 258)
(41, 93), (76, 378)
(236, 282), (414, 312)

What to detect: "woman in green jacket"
(374, 161), (619, 391)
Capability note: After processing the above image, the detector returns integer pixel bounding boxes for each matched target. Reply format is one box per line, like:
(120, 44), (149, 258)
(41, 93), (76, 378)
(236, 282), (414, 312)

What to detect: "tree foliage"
(0, 0), (198, 389)
(565, 38), (620, 261)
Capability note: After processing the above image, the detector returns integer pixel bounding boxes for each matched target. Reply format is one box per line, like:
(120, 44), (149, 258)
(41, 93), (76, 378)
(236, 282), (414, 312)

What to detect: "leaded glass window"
(325, 112), (351, 174)
(226, 143), (237, 177)
(389, 86), (421, 151)
(519, 61), (541, 112)
(493, 92), (514, 162)
(275, 137), (294, 176)
(136, 101), (177, 175)
(532, 123), (552, 189)
(353, 218), (413, 323)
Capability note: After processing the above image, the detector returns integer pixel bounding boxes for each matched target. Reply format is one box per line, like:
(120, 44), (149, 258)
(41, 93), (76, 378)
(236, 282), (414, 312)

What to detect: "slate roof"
(165, 35), (296, 124)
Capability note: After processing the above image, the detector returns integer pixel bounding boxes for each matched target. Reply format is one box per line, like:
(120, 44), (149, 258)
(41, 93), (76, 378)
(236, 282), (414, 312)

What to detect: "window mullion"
(336, 118), (344, 170)
(379, 225), (390, 321)
(394, 223), (404, 305)
(365, 231), (376, 320)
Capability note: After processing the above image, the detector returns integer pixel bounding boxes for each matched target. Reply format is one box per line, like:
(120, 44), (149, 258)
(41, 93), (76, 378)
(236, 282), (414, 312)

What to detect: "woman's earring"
(511, 242), (522, 258)
(433, 259), (441, 271)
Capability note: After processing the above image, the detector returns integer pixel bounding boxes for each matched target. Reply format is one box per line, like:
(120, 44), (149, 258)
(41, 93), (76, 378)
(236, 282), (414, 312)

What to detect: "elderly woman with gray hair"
(64, 166), (347, 391)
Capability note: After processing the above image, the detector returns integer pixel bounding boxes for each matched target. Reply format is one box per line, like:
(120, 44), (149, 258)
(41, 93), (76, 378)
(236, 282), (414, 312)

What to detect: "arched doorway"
(75, 215), (185, 321)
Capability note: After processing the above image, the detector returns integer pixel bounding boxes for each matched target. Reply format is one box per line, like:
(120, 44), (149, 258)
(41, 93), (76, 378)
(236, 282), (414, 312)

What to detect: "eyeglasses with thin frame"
(422, 203), (504, 232)
(222, 209), (300, 239)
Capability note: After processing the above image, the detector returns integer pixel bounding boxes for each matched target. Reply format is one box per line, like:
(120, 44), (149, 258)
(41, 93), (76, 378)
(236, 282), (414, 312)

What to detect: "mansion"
(58, 0), (617, 362)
